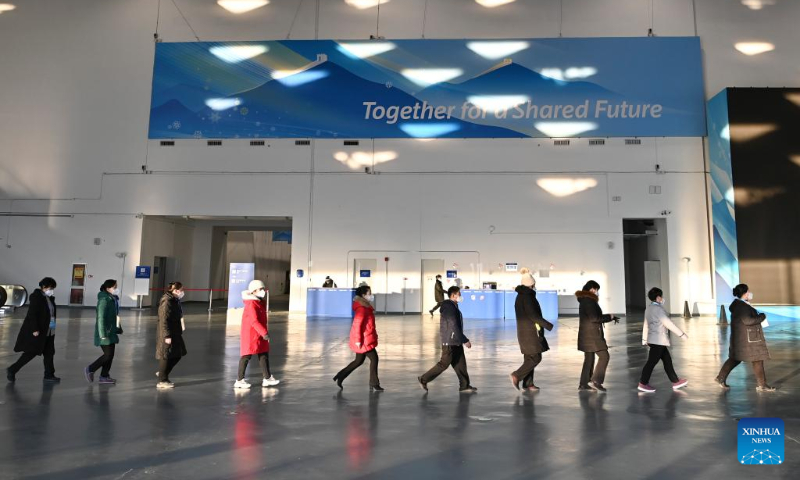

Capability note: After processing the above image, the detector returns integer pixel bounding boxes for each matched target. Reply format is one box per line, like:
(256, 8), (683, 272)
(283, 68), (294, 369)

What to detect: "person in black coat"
(418, 286), (477, 393)
(156, 282), (188, 388)
(7, 277), (60, 383)
(576, 280), (619, 392)
(322, 276), (337, 288)
(715, 284), (775, 392)
(510, 273), (553, 391)
(428, 275), (446, 316)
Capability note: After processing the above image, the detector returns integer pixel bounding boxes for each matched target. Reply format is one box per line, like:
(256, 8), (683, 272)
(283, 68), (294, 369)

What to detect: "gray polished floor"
(1, 303), (798, 480)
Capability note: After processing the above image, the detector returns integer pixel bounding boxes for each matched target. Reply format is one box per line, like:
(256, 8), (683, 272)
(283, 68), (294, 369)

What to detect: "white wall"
(3, 0), (795, 313)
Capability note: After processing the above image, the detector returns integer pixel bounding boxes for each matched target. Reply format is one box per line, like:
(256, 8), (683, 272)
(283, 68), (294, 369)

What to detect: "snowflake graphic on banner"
(740, 449), (783, 465)
(209, 112), (221, 123)
(193, 130), (202, 139)
(172, 121), (181, 129)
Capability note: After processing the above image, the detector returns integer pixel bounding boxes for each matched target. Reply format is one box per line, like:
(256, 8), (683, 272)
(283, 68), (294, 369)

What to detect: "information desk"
(503, 290), (559, 322)
(306, 288), (355, 318)
(458, 289), (505, 319)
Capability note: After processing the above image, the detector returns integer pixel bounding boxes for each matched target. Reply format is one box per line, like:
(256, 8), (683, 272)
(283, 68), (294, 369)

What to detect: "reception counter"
(306, 287), (558, 322)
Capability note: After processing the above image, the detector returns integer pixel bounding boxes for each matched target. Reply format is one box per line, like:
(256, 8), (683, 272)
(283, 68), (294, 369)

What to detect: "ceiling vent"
(625, 138), (642, 145)
(207, 140), (222, 146)
(250, 140), (265, 146)
(553, 139), (570, 146)
(295, 140), (311, 146)
(611, 196), (622, 202)
(649, 185), (662, 195)
(159, 140), (175, 147)
(589, 139), (605, 146)
(343, 140), (360, 146)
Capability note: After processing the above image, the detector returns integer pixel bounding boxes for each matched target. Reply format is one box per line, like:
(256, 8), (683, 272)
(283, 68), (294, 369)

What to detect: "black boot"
(370, 385), (384, 392)
(332, 374), (343, 390)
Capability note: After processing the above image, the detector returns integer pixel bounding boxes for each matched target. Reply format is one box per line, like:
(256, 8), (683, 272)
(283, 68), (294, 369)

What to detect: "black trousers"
(336, 349), (380, 387)
(8, 335), (56, 377)
(88, 344), (115, 377)
(717, 358), (768, 387)
(580, 350), (609, 386)
(430, 302), (443, 313)
(640, 344), (678, 384)
(421, 345), (470, 389)
(238, 352), (271, 380)
(513, 353), (542, 387)
(158, 356), (182, 381)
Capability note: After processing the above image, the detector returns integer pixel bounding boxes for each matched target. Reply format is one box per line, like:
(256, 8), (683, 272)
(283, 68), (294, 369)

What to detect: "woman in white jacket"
(637, 288), (689, 393)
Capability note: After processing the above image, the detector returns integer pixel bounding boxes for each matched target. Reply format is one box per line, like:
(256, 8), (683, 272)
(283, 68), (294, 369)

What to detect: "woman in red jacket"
(333, 285), (383, 391)
(234, 280), (280, 390)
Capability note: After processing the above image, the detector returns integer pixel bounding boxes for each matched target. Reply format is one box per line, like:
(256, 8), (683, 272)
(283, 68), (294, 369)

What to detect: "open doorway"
(140, 216), (293, 313)
(623, 219), (670, 314)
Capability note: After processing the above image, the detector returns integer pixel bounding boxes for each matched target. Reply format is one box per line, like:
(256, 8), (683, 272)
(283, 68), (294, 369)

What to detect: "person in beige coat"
(637, 288), (688, 393)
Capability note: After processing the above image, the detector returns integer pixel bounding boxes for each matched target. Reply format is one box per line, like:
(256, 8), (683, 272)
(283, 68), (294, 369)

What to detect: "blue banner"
(227, 263), (255, 310)
(149, 37), (705, 139)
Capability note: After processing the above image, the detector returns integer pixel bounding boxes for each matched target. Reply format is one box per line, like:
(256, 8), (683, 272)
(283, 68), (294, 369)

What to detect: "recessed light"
(345, 0), (390, 9)
(217, 0), (269, 14)
(476, 0), (516, 7)
(741, 0), (776, 10)
(734, 42), (775, 56)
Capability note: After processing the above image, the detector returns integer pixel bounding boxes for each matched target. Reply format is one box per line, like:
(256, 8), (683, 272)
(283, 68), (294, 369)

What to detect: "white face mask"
(175, 290), (185, 299)
(746, 292), (753, 302)
(255, 290), (266, 299)
(365, 294), (375, 302)
(456, 296), (463, 303)
(110, 288), (119, 296)
(44, 289), (55, 297)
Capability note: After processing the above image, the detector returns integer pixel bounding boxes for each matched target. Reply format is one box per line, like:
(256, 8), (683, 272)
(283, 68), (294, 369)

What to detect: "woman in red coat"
(333, 285), (383, 391)
(234, 280), (280, 390)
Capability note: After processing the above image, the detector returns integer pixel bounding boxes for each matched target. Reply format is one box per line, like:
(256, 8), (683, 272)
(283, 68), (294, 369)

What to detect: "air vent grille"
(295, 140), (311, 146)
(207, 140), (222, 146)
(250, 140), (265, 146)
(554, 139), (570, 146)
(159, 140), (175, 147)
(589, 139), (605, 146)
(343, 140), (360, 146)
(611, 196), (622, 202)
(625, 138), (642, 145)
(648, 185), (662, 195)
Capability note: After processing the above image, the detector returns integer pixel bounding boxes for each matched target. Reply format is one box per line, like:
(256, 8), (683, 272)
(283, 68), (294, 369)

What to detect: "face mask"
(746, 292), (754, 302)
(255, 290), (266, 299)
(456, 296), (463, 303)
(110, 288), (119, 296)
(44, 289), (54, 297)
(365, 294), (375, 302)
(659, 299), (665, 305)
(176, 291), (185, 299)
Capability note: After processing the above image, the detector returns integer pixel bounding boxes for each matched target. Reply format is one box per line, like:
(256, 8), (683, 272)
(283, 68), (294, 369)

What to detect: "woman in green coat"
(85, 279), (122, 385)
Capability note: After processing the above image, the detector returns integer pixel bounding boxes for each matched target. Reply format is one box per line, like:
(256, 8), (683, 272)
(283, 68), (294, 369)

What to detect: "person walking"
(234, 280), (280, 389)
(576, 280), (619, 392)
(156, 282), (188, 389)
(637, 288), (689, 393)
(428, 274), (446, 316)
(715, 284), (775, 392)
(418, 286), (477, 394)
(7, 277), (60, 383)
(510, 272), (553, 391)
(333, 285), (383, 391)
(85, 279), (122, 385)
(323, 276), (337, 288)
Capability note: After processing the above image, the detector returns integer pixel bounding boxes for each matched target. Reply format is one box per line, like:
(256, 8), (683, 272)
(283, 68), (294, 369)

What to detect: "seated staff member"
(637, 287), (689, 393)
(7, 277), (60, 383)
(418, 286), (478, 394)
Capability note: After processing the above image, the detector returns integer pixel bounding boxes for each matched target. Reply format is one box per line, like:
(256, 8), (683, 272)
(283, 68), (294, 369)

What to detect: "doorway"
(623, 219), (670, 313)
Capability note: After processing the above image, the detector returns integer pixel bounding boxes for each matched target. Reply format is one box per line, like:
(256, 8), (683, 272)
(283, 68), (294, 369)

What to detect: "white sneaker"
(262, 376), (280, 387)
(234, 379), (251, 390)
(157, 381), (175, 389)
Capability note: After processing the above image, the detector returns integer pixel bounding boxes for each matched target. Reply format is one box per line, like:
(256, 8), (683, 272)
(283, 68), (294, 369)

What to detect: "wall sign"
(360, 270), (371, 278)
(505, 263), (518, 272)
(446, 270), (458, 279)
(228, 263), (255, 309)
(149, 37), (705, 139)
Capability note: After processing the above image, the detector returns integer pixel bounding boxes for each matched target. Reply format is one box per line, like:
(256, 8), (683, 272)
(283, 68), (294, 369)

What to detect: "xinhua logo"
(738, 418), (784, 465)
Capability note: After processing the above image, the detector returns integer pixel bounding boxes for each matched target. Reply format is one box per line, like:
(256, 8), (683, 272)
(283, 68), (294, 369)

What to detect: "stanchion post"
(208, 289), (213, 313)
(266, 290), (270, 313)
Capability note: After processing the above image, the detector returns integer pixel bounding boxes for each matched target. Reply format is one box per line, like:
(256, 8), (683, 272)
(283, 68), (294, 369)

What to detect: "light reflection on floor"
(0, 304), (798, 479)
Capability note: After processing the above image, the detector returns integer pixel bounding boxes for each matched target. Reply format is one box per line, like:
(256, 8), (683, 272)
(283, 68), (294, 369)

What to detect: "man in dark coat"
(428, 274), (446, 316)
(322, 276), (337, 288)
(510, 272), (553, 391)
(576, 280), (618, 392)
(715, 284), (775, 392)
(7, 277), (60, 382)
(418, 286), (477, 393)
